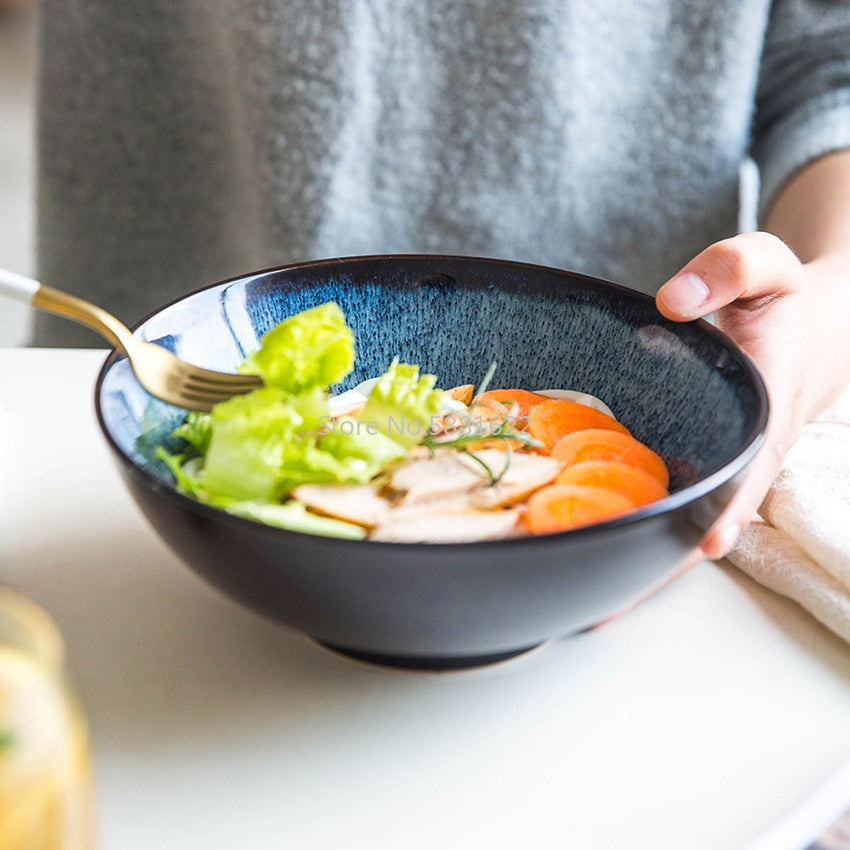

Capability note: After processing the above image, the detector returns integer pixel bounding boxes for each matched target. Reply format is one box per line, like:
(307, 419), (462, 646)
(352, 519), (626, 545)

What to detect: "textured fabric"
(33, 0), (850, 346)
(727, 382), (850, 644)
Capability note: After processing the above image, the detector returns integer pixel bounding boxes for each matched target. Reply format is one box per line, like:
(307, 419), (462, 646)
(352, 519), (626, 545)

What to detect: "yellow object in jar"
(0, 588), (94, 850)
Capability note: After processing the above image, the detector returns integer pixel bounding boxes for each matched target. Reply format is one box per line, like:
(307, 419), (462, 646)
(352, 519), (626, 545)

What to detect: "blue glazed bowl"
(95, 255), (768, 669)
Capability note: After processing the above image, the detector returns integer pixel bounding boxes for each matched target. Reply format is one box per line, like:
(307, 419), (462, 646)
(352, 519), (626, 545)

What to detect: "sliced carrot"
(454, 389), (548, 451)
(556, 461), (668, 507)
(551, 428), (670, 487)
(446, 384), (475, 404)
(525, 484), (635, 534)
(527, 398), (630, 453)
(476, 389), (548, 422)
(464, 437), (534, 453)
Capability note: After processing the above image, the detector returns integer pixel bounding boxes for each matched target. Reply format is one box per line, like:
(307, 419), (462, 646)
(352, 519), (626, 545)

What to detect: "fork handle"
(0, 267), (133, 352)
(0, 268), (40, 302)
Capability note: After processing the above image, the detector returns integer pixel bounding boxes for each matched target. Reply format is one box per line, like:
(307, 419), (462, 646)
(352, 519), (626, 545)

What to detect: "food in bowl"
(157, 301), (671, 543)
(96, 255), (769, 668)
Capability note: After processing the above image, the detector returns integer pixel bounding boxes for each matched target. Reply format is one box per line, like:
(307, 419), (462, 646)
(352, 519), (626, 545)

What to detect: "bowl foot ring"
(313, 640), (543, 671)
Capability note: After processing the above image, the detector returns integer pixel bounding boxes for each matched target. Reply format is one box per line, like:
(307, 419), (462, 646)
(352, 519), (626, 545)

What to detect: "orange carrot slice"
(525, 484), (635, 534)
(556, 461), (668, 507)
(551, 429), (670, 487)
(528, 398), (630, 452)
(476, 389), (548, 422)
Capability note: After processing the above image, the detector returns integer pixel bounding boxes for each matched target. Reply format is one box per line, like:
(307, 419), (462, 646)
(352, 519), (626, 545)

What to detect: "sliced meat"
(460, 450), (562, 507)
(370, 506), (524, 543)
(292, 483), (390, 527)
(387, 450), (487, 504)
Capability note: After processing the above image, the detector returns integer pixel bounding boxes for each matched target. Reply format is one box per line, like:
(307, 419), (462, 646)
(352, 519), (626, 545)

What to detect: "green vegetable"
(202, 387), (313, 502)
(172, 411), (213, 454)
(162, 305), (419, 504)
(161, 303), (454, 536)
(225, 500), (366, 539)
(357, 358), (447, 450)
(197, 385), (380, 503)
(239, 302), (355, 393)
(319, 427), (407, 476)
(156, 450), (207, 500)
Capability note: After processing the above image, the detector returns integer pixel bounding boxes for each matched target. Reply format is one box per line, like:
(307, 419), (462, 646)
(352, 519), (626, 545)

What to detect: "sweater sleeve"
(751, 0), (850, 223)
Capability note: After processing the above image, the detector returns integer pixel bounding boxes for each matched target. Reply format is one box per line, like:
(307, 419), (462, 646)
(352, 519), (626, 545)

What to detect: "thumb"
(655, 232), (800, 321)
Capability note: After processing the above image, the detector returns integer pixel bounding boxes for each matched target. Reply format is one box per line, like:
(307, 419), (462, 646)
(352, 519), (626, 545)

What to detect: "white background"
(0, 3), (35, 346)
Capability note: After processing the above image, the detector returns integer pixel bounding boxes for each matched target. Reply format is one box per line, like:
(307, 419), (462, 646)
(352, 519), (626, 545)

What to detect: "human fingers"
(655, 232), (811, 559)
(697, 431), (785, 559)
(655, 231), (803, 321)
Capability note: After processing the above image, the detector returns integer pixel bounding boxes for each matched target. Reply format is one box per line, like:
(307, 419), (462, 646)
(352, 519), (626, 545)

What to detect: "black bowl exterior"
(96, 255), (768, 666)
(112, 455), (746, 663)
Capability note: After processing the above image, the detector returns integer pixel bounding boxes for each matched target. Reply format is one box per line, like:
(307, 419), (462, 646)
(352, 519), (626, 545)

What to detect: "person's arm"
(656, 149), (850, 559)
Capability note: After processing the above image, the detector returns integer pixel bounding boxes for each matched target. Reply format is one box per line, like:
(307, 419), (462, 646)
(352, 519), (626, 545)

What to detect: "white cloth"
(727, 384), (850, 643)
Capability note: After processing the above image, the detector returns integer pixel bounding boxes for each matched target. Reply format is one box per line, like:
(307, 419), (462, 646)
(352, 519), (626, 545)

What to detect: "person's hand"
(655, 231), (835, 560)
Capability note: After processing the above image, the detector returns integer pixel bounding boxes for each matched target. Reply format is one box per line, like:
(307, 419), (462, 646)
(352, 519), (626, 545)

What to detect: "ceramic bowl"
(95, 255), (768, 669)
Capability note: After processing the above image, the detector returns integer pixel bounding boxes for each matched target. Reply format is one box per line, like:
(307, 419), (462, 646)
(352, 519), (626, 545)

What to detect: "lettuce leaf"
(161, 305), (453, 538)
(200, 386), (375, 502)
(225, 499), (366, 539)
(185, 384), (395, 505)
(357, 358), (447, 450)
(319, 425), (407, 475)
(171, 411), (213, 454)
(156, 449), (208, 501)
(239, 302), (355, 392)
(201, 388), (308, 502)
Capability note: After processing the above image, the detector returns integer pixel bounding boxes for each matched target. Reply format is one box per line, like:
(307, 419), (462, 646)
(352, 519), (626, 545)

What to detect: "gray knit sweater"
(33, 0), (850, 346)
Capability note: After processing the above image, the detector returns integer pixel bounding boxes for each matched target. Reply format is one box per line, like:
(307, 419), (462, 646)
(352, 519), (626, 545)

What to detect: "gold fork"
(1, 268), (263, 411)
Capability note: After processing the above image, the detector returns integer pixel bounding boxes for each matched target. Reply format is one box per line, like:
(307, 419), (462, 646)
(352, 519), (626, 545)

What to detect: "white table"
(2, 348), (850, 850)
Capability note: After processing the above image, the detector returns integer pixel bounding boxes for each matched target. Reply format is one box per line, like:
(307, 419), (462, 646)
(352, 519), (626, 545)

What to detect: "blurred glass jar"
(0, 586), (94, 849)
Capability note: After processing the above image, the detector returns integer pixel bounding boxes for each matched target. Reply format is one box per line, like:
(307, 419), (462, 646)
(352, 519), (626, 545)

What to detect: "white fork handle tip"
(0, 268), (40, 304)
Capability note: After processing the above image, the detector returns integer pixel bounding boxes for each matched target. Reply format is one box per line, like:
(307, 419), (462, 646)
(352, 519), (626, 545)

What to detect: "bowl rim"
(94, 253), (770, 549)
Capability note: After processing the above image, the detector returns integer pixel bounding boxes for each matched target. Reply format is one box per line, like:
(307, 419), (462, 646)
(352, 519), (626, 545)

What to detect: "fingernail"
(659, 272), (710, 317)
